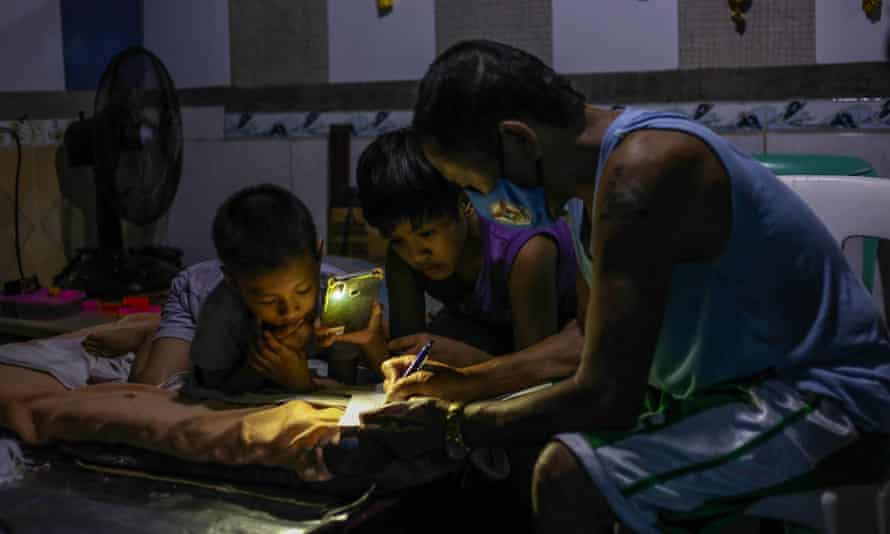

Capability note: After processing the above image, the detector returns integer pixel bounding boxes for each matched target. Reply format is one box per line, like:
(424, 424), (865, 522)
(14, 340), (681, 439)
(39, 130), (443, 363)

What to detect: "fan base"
(54, 248), (183, 300)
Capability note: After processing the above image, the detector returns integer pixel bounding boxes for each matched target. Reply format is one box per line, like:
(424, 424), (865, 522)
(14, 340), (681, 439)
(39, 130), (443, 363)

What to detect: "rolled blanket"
(0, 336), (133, 390)
(0, 435), (24, 485)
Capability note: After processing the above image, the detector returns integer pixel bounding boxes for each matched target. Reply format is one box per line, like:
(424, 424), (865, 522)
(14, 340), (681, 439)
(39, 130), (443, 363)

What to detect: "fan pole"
(95, 169), (124, 253)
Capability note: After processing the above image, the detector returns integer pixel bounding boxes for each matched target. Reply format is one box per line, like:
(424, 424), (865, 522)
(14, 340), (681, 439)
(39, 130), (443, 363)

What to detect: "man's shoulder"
(600, 126), (733, 257)
(602, 128), (729, 204)
(608, 128), (708, 175)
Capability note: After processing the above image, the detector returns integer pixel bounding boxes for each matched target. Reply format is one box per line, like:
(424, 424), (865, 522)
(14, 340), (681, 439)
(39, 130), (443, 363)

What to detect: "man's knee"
(532, 441), (615, 533)
(532, 441), (588, 510)
(534, 442), (580, 484)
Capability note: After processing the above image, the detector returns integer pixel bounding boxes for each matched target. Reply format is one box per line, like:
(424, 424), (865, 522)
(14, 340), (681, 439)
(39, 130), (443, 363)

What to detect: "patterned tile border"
(2, 98), (888, 148)
(628, 98), (890, 132)
(0, 119), (74, 148)
(222, 98), (890, 139)
(223, 110), (414, 139)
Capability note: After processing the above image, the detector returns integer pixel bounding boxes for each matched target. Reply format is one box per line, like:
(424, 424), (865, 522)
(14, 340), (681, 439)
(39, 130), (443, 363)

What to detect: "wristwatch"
(444, 401), (471, 460)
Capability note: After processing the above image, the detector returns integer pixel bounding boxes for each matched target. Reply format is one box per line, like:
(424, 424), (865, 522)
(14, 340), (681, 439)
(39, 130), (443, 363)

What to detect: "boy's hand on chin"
(249, 330), (314, 391)
(271, 317), (313, 353)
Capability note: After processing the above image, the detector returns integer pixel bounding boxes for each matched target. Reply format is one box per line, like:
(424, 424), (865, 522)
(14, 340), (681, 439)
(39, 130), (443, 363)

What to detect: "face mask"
(465, 178), (554, 227)
(472, 132), (555, 227)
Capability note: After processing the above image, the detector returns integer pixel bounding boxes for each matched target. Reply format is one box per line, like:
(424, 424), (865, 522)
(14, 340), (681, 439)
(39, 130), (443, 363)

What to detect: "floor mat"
(58, 440), (375, 499)
(0, 440), (539, 534)
(0, 448), (351, 533)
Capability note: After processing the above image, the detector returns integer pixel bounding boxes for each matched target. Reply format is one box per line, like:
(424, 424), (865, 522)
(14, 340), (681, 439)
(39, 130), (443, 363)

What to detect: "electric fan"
(56, 46), (183, 299)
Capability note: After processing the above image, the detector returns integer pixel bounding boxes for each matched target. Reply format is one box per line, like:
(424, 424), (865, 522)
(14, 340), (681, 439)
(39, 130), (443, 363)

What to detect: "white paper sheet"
(338, 390), (387, 427)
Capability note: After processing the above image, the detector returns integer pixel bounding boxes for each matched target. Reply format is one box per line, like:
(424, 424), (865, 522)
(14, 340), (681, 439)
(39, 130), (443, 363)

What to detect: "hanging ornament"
(377, 0), (393, 17)
(729, 0), (752, 35)
(863, 0), (882, 22)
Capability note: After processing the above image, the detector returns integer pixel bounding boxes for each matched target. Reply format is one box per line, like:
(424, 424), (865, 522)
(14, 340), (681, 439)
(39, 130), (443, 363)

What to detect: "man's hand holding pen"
(381, 356), (472, 402)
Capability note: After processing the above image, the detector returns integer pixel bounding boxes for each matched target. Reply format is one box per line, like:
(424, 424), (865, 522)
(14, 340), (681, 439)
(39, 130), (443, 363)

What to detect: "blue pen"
(401, 340), (433, 377)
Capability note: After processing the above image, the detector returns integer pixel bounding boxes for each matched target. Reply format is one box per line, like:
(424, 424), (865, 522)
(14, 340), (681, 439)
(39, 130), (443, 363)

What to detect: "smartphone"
(321, 268), (384, 335)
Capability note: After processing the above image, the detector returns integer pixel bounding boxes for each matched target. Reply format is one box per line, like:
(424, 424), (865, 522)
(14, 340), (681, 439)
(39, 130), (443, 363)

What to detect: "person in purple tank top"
(336, 129), (582, 402)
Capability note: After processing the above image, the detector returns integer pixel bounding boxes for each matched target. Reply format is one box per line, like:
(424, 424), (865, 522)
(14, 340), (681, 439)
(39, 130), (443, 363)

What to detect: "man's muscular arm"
(458, 133), (716, 445)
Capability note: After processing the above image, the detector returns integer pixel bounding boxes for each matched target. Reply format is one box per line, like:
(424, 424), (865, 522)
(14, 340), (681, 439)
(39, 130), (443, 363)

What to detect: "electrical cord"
(0, 126), (24, 280)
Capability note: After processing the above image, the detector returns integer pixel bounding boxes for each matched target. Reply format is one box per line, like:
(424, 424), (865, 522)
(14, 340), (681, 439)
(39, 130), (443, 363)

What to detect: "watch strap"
(445, 401), (470, 459)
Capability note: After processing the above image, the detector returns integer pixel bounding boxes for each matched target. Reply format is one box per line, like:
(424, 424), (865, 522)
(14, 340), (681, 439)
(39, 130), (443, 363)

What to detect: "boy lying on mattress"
(179, 184), (333, 397)
(0, 182), (460, 487)
(76, 184), (382, 397)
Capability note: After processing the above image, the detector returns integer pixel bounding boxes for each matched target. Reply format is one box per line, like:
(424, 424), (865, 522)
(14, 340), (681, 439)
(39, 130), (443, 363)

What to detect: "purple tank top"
(423, 216), (578, 328)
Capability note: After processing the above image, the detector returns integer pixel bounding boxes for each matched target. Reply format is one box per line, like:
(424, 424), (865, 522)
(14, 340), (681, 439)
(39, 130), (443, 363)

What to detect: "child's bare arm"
(384, 320), (583, 402)
(509, 234), (561, 350)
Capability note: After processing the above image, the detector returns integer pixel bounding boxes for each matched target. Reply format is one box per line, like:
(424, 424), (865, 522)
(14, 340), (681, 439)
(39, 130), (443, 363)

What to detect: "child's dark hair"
(413, 39), (586, 159)
(213, 184), (319, 276)
(357, 129), (464, 236)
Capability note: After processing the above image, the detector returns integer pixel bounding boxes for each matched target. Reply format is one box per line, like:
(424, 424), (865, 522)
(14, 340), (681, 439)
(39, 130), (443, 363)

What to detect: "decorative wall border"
(2, 61), (889, 122)
(221, 98), (890, 139)
(2, 97), (888, 149)
(0, 119), (73, 147)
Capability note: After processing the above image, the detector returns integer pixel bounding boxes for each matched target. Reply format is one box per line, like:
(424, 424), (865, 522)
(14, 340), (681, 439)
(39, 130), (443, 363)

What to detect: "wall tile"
(143, 0), (231, 88)
(0, 190), (12, 234)
(329, 0), (435, 83)
(554, 0), (676, 73)
(230, 0), (328, 86)
(22, 225), (67, 286)
(679, 0), (815, 68)
(291, 139), (329, 253)
(161, 138), (337, 267)
(164, 139), (293, 265)
(0, 226), (17, 283)
(437, 0), (552, 66)
(816, 0), (890, 64)
(0, 0), (65, 91)
(722, 133), (766, 155)
(0, 145), (66, 285)
(181, 107), (225, 141)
